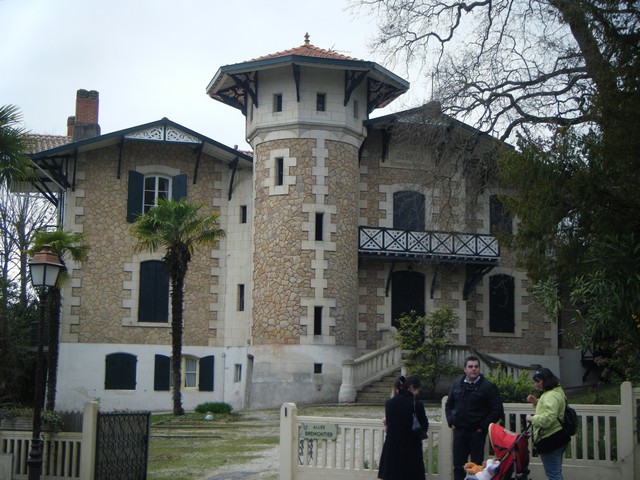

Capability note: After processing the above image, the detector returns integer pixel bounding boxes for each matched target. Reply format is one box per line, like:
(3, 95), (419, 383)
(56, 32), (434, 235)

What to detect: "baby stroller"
(488, 422), (531, 480)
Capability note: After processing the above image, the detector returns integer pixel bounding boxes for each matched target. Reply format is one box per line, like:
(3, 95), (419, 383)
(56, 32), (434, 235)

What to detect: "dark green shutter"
(490, 274), (515, 333)
(105, 353), (137, 390)
(154, 354), (170, 391)
(127, 171), (144, 222)
(172, 174), (187, 201)
(199, 356), (214, 391)
(139, 261), (169, 323)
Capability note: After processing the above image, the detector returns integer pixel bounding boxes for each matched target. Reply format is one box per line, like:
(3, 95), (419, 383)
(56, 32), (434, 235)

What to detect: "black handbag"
(412, 401), (428, 440)
(534, 428), (570, 453)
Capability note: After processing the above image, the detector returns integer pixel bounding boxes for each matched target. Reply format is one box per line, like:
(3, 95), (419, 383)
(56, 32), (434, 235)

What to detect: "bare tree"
(352, 0), (639, 141)
(0, 185), (55, 402)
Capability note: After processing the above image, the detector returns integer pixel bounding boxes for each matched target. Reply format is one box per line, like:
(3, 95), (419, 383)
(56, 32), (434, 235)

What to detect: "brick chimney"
(71, 89), (100, 141)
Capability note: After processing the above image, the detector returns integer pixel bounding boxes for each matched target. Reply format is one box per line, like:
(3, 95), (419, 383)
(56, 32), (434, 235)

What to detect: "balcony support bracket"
(463, 264), (494, 300)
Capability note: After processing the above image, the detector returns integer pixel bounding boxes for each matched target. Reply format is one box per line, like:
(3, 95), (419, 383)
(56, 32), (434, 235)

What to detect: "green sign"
(301, 423), (338, 440)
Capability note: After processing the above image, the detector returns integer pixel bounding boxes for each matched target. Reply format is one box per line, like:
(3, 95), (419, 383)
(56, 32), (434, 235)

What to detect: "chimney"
(72, 89), (101, 141)
(67, 116), (75, 137)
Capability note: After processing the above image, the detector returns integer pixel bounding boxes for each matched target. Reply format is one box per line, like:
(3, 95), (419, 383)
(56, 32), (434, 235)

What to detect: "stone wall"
(61, 141), (224, 347)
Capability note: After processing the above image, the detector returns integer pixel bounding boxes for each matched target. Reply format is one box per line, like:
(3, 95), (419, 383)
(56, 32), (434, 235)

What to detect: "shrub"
(194, 402), (232, 415)
(486, 367), (535, 402)
(396, 306), (461, 394)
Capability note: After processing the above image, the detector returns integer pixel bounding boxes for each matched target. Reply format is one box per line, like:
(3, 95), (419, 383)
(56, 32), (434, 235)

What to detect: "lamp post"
(27, 245), (63, 480)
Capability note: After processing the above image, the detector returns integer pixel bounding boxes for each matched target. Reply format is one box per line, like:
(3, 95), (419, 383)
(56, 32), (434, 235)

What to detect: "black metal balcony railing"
(358, 226), (500, 263)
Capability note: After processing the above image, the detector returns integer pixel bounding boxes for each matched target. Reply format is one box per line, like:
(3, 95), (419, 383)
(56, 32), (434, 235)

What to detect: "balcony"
(358, 226), (500, 264)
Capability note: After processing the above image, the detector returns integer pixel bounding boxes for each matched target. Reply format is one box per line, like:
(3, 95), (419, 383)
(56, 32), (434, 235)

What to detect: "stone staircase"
(355, 369), (400, 404)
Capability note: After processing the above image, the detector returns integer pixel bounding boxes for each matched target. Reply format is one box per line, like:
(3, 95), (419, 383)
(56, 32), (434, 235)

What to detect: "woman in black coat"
(378, 375), (429, 480)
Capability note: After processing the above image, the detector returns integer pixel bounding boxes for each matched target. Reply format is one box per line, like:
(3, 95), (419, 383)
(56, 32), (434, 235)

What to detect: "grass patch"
(567, 384), (621, 404)
(147, 410), (279, 480)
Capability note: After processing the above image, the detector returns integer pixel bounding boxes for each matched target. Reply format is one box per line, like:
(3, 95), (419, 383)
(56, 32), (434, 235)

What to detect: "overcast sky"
(1, 0), (428, 150)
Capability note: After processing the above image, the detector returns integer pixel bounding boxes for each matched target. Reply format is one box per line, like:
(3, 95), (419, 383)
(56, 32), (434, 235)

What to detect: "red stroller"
(487, 423), (531, 480)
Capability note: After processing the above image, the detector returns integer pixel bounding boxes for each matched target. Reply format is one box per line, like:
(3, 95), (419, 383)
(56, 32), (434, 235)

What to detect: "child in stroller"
(464, 423), (531, 480)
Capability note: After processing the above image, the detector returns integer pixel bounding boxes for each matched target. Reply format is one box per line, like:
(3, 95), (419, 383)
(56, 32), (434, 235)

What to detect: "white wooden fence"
(0, 401), (98, 480)
(281, 382), (639, 480)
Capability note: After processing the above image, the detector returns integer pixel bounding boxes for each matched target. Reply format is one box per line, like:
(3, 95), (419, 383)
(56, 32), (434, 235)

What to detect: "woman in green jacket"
(525, 368), (570, 480)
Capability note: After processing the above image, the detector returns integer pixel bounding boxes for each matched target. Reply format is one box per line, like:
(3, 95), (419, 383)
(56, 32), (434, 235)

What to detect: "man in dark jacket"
(445, 355), (504, 480)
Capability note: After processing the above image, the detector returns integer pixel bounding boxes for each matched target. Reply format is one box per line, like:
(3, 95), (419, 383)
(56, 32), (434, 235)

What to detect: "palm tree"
(130, 198), (224, 415)
(0, 104), (35, 403)
(29, 229), (89, 411)
(0, 104), (34, 185)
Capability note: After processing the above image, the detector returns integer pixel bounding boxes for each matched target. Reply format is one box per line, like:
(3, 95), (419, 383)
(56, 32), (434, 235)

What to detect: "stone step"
(355, 370), (401, 404)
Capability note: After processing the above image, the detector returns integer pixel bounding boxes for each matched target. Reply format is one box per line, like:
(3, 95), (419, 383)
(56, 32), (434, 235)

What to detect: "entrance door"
(391, 270), (425, 328)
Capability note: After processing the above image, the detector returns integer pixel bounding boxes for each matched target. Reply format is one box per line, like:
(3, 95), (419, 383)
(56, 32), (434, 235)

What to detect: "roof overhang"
(207, 55), (409, 115)
(28, 118), (253, 206)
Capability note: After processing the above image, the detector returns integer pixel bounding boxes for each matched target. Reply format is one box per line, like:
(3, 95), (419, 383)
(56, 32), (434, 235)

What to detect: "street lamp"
(27, 245), (63, 480)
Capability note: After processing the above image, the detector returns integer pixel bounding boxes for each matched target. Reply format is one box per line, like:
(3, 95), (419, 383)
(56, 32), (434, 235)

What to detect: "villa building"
(28, 36), (564, 412)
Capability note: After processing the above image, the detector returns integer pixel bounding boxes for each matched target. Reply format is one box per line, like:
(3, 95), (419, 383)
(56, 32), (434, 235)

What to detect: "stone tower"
(207, 35), (408, 407)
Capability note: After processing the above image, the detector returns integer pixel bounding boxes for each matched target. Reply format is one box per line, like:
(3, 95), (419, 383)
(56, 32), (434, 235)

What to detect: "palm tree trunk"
(171, 274), (185, 416)
(45, 288), (61, 411)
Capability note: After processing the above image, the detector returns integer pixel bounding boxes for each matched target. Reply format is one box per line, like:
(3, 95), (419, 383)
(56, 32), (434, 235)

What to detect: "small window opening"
(238, 284), (245, 311)
(314, 306), (322, 335)
(315, 212), (324, 241)
(274, 94), (283, 112)
(240, 205), (247, 224)
(234, 364), (242, 382)
(314, 363), (323, 374)
(316, 93), (326, 112)
(275, 157), (284, 186)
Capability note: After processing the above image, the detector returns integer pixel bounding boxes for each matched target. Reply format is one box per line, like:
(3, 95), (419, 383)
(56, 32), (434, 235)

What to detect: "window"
(275, 157), (284, 186)
(238, 284), (245, 311)
(314, 306), (322, 335)
(489, 274), (515, 333)
(314, 363), (323, 374)
(138, 260), (169, 323)
(316, 93), (326, 112)
(155, 354), (214, 391)
(126, 170), (187, 222)
(353, 100), (359, 119)
(105, 353), (137, 390)
(391, 271), (425, 328)
(315, 212), (324, 241)
(274, 94), (283, 112)
(184, 357), (198, 388)
(234, 364), (242, 382)
(168, 356), (200, 390)
(490, 195), (512, 235)
(143, 175), (170, 213)
(393, 191), (425, 231)
(240, 205), (248, 224)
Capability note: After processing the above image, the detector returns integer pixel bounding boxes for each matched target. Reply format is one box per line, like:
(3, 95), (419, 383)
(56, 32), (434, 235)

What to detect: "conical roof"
(206, 33), (409, 116)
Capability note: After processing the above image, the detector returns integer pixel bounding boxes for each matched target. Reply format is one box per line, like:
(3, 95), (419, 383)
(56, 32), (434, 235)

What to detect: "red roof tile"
(27, 134), (71, 154)
(249, 33), (360, 62)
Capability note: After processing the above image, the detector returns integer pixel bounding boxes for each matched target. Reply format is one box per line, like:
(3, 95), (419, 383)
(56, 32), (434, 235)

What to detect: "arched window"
(105, 353), (137, 390)
(489, 274), (515, 333)
(393, 191), (425, 231)
(490, 195), (512, 235)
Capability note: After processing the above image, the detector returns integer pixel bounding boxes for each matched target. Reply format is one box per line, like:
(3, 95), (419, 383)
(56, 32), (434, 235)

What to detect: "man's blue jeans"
(539, 445), (565, 480)
(452, 429), (485, 480)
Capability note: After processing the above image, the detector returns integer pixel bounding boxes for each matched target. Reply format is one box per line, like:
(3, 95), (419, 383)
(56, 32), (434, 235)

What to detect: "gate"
(94, 411), (150, 480)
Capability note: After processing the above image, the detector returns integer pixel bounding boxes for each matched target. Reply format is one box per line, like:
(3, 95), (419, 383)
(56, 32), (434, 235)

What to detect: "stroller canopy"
(488, 423), (530, 480)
